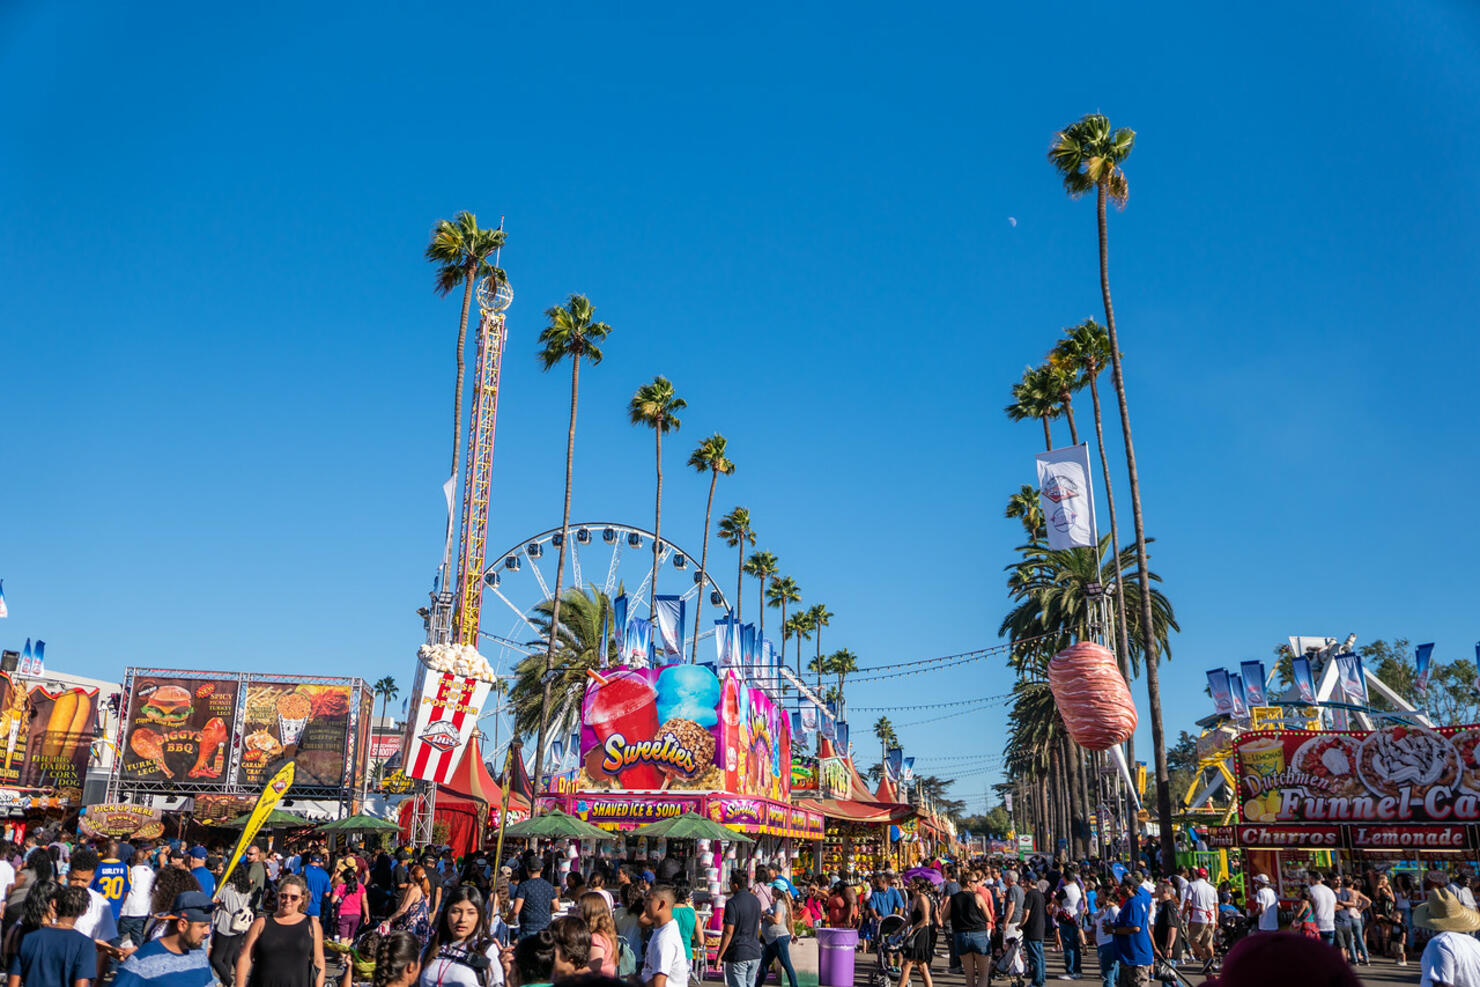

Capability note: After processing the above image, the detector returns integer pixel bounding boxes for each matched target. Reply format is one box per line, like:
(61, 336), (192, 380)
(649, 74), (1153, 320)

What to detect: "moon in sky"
(1008, 217), (1018, 227)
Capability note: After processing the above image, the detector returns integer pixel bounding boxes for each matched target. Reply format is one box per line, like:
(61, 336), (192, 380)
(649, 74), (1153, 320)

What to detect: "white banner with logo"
(406, 672), (492, 784)
(1035, 445), (1098, 551)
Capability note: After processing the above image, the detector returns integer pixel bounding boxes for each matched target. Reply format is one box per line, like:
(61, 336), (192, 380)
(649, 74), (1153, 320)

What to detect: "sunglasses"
(279, 893), (303, 901)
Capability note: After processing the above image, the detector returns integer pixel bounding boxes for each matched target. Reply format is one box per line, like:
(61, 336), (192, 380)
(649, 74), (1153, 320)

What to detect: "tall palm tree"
(372, 676), (399, 783)
(828, 648), (858, 700)
(784, 612), (811, 680)
(806, 604), (833, 689)
(1005, 364), (1063, 451)
(511, 584), (616, 741)
(1005, 485), (1046, 543)
(629, 376), (686, 616)
(1053, 318), (1138, 846)
(425, 213), (507, 585)
(1041, 358), (1081, 445)
(874, 715), (898, 784)
(687, 434), (734, 662)
(717, 508), (756, 623)
(530, 294), (612, 808)
(1049, 111), (1174, 868)
(743, 551), (779, 641)
(767, 576), (801, 679)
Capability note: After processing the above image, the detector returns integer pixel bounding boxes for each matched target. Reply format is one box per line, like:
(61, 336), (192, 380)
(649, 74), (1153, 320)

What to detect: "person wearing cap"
(1248, 875), (1278, 934)
(1181, 867), (1217, 972)
(1111, 874), (1154, 987)
(188, 846), (215, 898)
(110, 891), (215, 987)
(303, 853), (332, 925)
(1415, 887), (1480, 987)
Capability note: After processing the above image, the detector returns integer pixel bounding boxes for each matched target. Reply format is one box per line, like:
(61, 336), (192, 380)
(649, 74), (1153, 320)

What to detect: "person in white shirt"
(119, 847), (156, 947)
(1305, 874), (1338, 946)
(1250, 875), (1279, 933)
(1415, 888), (1480, 987)
(641, 885), (691, 987)
(1182, 868), (1219, 970)
(1091, 896), (1120, 987)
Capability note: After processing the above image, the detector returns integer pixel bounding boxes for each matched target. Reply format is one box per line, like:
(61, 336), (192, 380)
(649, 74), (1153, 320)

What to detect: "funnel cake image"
(276, 692), (313, 746)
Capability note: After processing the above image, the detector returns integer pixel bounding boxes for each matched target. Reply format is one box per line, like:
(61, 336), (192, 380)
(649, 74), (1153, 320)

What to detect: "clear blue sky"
(4, 1), (1479, 812)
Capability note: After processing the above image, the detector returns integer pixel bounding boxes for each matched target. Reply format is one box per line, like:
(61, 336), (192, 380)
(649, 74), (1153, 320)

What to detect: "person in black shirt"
(1021, 879), (1048, 987)
(948, 873), (991, 987)
(716, 872), (763, 987)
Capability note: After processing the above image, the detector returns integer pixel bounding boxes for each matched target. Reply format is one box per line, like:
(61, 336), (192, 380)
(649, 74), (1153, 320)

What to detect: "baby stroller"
(870, 915), (909, 987)
(1217, 910), (1252, 959)
(987, 931), (1026, 987)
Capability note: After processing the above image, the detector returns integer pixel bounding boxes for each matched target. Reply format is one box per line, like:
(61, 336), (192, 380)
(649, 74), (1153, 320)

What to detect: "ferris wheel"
(475, 521), (733, 678)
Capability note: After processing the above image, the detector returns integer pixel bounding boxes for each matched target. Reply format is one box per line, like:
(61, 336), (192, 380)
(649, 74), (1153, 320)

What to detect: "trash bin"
(816, 927), (858, 987)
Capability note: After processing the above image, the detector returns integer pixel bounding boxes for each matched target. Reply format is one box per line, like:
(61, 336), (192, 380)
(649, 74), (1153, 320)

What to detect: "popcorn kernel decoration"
(417, 643), (496, 681)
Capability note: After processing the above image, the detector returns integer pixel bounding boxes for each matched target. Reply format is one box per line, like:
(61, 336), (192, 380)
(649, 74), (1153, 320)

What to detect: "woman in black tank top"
(236, 874), (325, 987)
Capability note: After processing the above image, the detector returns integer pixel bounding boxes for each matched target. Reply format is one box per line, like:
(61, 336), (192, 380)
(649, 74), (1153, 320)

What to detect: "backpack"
(615, 937), (638, 978)
(225, 886), (255, 935)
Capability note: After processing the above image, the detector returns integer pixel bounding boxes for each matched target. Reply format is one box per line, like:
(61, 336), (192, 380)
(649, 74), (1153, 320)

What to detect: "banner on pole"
(653, 596), (686, 659)
(886, 747), (903, 780)
(901, 756), (915, 782)
(1335, 653), (1368, 708)
(1415, 643), (1435, 694)
(1206, 669), (1234, 716)
(622, 618), (652, 666)
(1291, 656), (1316, 703)
(1241, 661), (1268, 707)
(1035, 445), (1098, 551)
(1229, 673), (1248, 719)
(801, 704), (818, 735)
(217, 759), (295, 896)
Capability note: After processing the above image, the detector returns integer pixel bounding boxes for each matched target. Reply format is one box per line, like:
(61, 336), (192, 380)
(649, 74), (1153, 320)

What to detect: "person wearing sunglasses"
(235, 873), (326, 987)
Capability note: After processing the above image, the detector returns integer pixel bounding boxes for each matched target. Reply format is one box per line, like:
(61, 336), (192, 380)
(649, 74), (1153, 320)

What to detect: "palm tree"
(784, 612), (811, 680)
(530, 294), (612, 809)
(372, 676), (399, 783)
(1005, 485), (1046, 543)
(1005, 364), (1063, 451)
(874, 715), (898, 784)
(828, 648), (858, 700)
(1054, 318), (1138, 844)
(806, 604), (833, 689)
(1049, 111), (1174, 868)
(629, 376), (686, 616)
(687, 434), (734, 662)
(1041, 358), (1081, 445)
(767, 576), (801, 679)
(743, 551), (779, 642)
(511, 584), (616, 741)
(717, 508), (756, 623)
(425, 213), (507, 583)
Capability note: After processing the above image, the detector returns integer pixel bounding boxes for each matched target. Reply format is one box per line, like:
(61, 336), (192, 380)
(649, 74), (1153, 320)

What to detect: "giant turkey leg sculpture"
(1048, 641), (1140, 804)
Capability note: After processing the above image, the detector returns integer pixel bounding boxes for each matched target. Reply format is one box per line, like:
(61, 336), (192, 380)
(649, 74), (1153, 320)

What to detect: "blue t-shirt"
(8, 926), (97, 987)
(514, 877), (556, 935)
(190, 865), (216, 898)
(868, 888), (905, 918)
(93, 858), (132, 920)
(111, 937), (213, 987)
(303, 865), (332, 917)
(1115, 889), (1155, 967)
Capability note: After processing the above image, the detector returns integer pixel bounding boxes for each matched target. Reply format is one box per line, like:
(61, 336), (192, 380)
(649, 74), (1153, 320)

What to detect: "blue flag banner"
(1335, 653), (1368, 707)
(20, 639), (32, 678)
(901, 756), (914, 782)
(623, 617), (652, 666)
(613, 595), (628, 643)
(836, 720), (849, 753)
(1229, 673), (1248, 718)
(716, 618), (742, 670)
(791, 712), (803, 736)
(600, 599), (611, 667)
(820, 706), (836, 740)
(33, 641), (44, 677)
(551, 739), (564, 765)
(653, 595), (686, 659)
(1206, 669), (1234, 716)
(801, 704), (819, 734)
(1292, 655), (1317, 702)
(1241, 661), (1268, 707)
(886, 747), (903, 780)
(1415, 643), (1435, 694)
(0, 580), (7, 619)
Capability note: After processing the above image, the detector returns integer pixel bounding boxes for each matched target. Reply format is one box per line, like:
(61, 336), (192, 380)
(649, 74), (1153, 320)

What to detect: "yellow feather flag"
(216, 759), (296, 898)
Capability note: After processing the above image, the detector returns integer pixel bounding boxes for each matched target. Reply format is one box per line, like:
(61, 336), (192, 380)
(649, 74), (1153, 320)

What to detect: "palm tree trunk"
(1089, 371), (1140, 858)
(532, 355), (581, 813)
(1097, 181), (1174, 872)
(442, 268), (476, 581)
(736, 547), (744, 624)
(651, 428), (662, 619)
(756, 577), (764, 644)
(692, 469), (718, 662)
(1040, 417), (1052, 451)
(1063, 395), (1079, 445)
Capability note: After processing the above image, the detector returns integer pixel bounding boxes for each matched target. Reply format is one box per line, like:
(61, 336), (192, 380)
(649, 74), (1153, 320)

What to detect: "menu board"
(236, 682), (352, 788)
(120, 678), (237, 783)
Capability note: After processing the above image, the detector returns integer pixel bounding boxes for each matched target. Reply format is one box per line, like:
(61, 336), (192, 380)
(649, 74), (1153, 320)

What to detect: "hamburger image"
(141, 685), (192, 726)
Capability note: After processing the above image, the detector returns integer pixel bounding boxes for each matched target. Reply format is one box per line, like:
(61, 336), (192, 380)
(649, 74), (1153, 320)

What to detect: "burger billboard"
(119, 677), (238, 783)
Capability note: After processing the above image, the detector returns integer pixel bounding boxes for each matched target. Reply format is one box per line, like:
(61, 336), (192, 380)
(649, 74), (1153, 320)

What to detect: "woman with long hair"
(373, 931), (423, 987)
(897, 878), (936, 987)
(579, 891), (619, 977)
(236, 873), (326, 987)
(332, 861), (371, 943)
(419, 884), (503, 987)
(3, 846), (54, 934)
(1371, 873), (1405, 966)
(148, 862), (203, 940)
(212, 865), (255, 985)
(544, 916), (589, 979)
(384, 865), (431, 945)
(2, 880), (58, 966)
(759, 881), (799, 987)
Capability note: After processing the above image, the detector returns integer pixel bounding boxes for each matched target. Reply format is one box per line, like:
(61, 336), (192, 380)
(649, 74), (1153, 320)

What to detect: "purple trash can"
(816, 927), (858, 987)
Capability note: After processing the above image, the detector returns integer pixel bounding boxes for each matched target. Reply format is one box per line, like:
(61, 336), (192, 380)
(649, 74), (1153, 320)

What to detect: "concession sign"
(0, 671), (100, 797)
(1233, 725), (1480, 825)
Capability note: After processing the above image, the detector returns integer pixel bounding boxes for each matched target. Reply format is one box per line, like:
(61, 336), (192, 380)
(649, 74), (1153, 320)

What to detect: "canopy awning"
(796, 797), (914, 824)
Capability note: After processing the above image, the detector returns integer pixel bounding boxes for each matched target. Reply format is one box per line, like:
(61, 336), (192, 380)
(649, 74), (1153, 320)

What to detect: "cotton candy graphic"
(1047, 641), (1137, 750)
(655, 664), (721, 728)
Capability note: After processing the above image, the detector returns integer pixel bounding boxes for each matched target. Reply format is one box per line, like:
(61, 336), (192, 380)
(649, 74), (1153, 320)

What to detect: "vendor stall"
(397, 735), (528, 855)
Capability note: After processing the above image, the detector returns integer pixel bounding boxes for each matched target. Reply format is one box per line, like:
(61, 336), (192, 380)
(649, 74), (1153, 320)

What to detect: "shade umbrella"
(316, 813), (400, 834)
(222, 809), (315, 829)
(902, 865), (944, 888)
(498, 809), (616, 841)
(627, 811), (755, 843)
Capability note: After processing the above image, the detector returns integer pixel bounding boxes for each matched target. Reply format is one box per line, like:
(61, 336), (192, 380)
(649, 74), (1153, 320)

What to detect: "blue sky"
(4, 1), (1480, 812)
